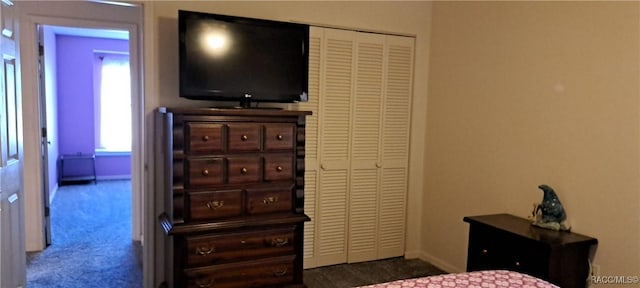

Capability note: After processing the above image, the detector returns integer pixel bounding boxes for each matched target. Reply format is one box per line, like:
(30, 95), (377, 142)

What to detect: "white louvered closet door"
(347, 33), (385, 263)
(377, 35), (414, 259)
(296, 27), (414, 269)
(315, 28), (356, 267)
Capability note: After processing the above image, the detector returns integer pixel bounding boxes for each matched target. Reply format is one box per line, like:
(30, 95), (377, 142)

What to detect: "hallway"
(26, 180), (142, 287)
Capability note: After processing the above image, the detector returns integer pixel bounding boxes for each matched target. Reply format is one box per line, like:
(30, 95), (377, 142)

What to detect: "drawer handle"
(273, 267), (288, 277)
(276, 134), (283, 140)
(241, 135), (248, 141)
(202, 169), (209, 176)
(195, 278), (214, 288)
(276, 166), (283, 172)
(241, 167), (248, 174)
(206, 200), (224, 210)
(195, 246), (215, 256)
(202, 135), (209, 141)
(271, 237), (289, 247)
(263, 196), (279, 205)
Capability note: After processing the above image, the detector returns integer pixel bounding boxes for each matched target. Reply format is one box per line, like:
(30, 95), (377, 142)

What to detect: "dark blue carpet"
(26, 180), (142, 288)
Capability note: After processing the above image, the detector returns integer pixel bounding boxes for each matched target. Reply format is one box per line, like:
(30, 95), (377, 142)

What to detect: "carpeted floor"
(25, 179), (442, 288)
(26, 180), (142, 288)
(304, 257), (446, 287)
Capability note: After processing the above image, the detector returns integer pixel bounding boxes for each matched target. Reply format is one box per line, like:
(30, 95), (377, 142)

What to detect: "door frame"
(17, 1), (144, 255)
(36, 24), (51, 247)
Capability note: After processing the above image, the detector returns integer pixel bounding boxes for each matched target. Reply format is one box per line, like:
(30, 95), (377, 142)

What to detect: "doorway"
(26, 23), (142, 287)
(17, 1), (145, 286)
(39, 24), (133, 247)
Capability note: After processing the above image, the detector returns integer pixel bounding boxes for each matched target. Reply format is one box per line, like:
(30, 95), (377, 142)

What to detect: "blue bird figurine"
(532, 184), (570, 231)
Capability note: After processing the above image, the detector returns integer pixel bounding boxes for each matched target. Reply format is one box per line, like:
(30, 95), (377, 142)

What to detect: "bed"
(357, 270), (560, 288)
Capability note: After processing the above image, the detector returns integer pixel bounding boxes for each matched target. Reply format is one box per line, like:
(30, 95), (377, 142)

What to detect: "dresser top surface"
(464, 213), (598, 246)
(158, 106), (312, 117)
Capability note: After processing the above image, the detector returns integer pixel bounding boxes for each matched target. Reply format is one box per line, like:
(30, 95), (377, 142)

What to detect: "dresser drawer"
(186, 122), (225, 154)
(186, 158), (225, 188)
(246, 186), (293, 215)
(185, 255), (295, 288)
(188, 190), (242, 221)
(263, 155), (294, 182)
(227, 157), (261, 184)
(264, 124), (295, 151)
(228, 124), (261, 152)
(185, 227), (296, 267)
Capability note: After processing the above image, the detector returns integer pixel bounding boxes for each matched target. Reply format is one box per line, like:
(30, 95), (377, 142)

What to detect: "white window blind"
(95, 53), (131, 152)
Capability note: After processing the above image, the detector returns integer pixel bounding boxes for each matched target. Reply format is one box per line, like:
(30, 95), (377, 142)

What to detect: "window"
(95, 53), (131, 153)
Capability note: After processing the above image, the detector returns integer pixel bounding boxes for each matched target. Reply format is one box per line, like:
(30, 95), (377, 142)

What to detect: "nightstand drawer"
(188, 190), (242, 221)
(184, 255), (295, 288)
(184, 227), (296, 267)
(467, 224), (550, 278)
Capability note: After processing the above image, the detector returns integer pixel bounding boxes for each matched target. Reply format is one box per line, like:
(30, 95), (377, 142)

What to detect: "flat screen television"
(179, 10), (309, 107)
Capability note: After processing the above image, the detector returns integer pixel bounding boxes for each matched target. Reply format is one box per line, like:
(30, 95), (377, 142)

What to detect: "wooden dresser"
(156, 107), (311, 288)
(464, 214), (598, 288)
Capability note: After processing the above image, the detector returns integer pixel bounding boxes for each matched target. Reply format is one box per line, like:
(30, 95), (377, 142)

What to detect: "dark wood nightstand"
(464, 214), (597, 288)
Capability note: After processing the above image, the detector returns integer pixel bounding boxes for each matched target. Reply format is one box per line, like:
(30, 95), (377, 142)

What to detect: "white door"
(0, 0), (26, 287)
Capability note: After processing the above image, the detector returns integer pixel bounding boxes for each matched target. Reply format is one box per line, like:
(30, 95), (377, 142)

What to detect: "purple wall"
(56, 35), (130, 179)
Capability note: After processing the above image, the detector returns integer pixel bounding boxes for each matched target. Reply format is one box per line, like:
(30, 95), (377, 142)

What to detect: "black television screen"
(179, 10), (309, 105)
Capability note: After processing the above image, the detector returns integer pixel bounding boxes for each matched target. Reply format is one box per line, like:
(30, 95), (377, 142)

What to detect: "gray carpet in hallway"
(26, 180), (142, 288)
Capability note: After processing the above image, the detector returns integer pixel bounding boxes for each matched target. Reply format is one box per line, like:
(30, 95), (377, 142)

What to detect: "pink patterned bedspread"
(357, 270), (560, 288)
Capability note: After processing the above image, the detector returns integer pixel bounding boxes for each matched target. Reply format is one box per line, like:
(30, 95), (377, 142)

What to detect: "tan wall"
(424, 1), (640, 279)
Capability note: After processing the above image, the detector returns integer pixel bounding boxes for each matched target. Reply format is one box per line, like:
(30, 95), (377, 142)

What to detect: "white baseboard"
(404, 250), (424, 260)
(405, 250), (464, 274)
(96, 174), (131, 181)
(421, 252), (465, 273)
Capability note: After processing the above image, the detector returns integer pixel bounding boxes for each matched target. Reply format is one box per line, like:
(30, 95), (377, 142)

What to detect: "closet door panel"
(315, 28), (355, 267)
(381, 36), (413, 164)
(320, 29), (354, 164)
(316, 169), (348, 266)
(347, 168), (378, 262)
(351, 34), (384, 166)
(347, 33), (385, 263)
(378, 166), (409, 258)
(302, 170), (317, 268)
(377, 35), (414, 259)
